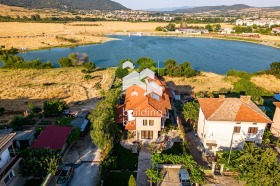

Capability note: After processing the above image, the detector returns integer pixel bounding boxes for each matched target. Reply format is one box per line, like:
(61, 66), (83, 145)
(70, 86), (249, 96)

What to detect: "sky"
(113, 0), (280, 10)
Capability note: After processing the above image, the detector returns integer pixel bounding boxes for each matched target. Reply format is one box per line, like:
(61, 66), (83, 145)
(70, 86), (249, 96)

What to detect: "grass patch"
(103, 172), (136, 186)
(162, 142), (184, 155)
(227, 70), (273, 103)
(112, 143), (138, 170)
(38, 120), (52, 125)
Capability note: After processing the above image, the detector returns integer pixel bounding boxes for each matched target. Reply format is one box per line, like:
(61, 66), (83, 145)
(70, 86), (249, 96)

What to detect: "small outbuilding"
(122, 61), (134, 69)
(32, 126), (72, 153)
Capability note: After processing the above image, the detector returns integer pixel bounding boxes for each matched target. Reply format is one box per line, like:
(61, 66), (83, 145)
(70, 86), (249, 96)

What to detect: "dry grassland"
(0, 68), (115, 111)
(0, 21), (167, 50)
(251, 74), (280, 93)
(164, 72), (239, 93)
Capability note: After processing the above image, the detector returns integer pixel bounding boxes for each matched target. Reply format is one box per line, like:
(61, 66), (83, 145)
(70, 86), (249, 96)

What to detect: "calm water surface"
(18, 36), (280, 74)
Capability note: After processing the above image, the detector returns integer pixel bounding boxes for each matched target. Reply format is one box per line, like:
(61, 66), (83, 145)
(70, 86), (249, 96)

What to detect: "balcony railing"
(0, 155), (21, 181)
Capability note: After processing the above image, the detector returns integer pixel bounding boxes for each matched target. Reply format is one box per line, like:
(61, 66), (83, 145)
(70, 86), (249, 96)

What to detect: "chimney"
(240, 95), (251, 104)
(219, 95), (226, 99)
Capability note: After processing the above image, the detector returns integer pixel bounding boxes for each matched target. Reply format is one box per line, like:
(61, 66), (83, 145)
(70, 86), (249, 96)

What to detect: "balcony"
(0, 155), (21, 181)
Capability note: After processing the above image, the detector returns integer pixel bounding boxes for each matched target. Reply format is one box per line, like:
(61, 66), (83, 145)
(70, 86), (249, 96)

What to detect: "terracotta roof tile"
(198, 97), (272, 123)
(274, 102), (280, 108)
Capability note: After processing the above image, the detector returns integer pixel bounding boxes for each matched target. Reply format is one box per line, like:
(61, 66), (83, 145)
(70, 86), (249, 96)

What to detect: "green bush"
(0, 54), (54, 69)
(67, 128), (81, 145)
(43, 100), (67, 116)
(115, 67), (129, 79)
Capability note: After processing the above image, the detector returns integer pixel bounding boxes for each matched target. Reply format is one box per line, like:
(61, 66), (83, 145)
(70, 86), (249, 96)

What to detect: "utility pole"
(157, 61), (160, 76)
(227, 130), (234, 164)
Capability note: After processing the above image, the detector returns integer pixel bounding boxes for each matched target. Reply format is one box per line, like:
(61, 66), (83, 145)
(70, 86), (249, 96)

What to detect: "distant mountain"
(174, 4), (251, 13)
(0, 0), (129, 10)
(146, 6), (193, 12)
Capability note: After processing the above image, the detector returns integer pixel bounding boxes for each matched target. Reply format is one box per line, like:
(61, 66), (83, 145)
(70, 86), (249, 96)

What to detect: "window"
(143, 120), (147, 126)
(141, 131), (153, 139)
(149, 120), (154, 126)
(4, 171), (14, 184)
(233, 126), (241, 133)
(248, 127), (258, 134)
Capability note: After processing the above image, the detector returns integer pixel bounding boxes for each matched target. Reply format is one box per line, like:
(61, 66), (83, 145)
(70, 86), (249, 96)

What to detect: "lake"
(18, 35), (280, 74)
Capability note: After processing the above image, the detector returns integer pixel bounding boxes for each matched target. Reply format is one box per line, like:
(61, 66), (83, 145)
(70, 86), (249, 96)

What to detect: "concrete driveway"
(63, 133), (101, 186)
(69, 162), (99, 186)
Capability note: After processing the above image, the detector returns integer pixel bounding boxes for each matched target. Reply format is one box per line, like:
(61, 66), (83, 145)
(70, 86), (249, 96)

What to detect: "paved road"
(64, 133), (101, 186)
(137, 148), (152, 186)
(69, 162), (99, 186)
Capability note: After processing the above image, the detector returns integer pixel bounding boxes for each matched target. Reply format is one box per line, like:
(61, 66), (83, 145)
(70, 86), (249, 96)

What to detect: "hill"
(174, 4), (251, 13)
(0, 0), (128, 10)
(146, 6), (193, 12)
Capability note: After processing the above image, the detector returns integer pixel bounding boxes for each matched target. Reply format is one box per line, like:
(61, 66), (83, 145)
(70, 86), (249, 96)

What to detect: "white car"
(179, 169), (192, 186)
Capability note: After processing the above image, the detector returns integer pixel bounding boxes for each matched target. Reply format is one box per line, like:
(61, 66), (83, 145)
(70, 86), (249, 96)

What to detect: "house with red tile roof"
(197, 95), (272, 155)
(271, 102), (280, 137)
(116, 72), (172, 143)
(32, 126), (72, 153)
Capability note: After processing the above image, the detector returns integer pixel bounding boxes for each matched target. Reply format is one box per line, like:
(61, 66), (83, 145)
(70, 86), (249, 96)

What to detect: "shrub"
(67, 128), (81, 145)
(58, 57), (73, 67)
(43, 100), (67, 116)
(83, 74), (93, 80)
(115, 67), (129, 78)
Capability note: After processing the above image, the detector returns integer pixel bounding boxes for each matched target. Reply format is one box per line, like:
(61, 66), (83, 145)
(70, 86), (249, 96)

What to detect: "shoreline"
(110, 32), (280, 50)
(22, 32), (280, 52)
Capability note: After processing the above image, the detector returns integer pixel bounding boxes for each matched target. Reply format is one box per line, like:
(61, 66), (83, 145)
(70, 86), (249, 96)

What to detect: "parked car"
(179, 168), (192, 186)
(56, 165), (74, 186)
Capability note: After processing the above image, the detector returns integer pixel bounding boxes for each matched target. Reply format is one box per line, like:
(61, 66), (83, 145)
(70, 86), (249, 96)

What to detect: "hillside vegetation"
(0, 0), (128, 10)
(0, 68), (115, 111)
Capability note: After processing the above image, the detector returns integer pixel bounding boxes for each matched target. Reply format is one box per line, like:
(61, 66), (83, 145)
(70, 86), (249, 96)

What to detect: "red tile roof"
(198, 97), (272, 123)
(32, 126), (72, 149)
(274, 102), (280, 108)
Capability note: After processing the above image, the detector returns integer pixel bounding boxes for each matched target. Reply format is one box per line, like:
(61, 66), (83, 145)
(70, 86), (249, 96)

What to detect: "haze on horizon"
(113, 0), (280, 10)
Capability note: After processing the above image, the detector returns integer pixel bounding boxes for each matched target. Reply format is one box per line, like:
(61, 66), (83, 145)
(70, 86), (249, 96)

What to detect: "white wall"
(135, 117), (162, 141)
(271, 107), (280, 137)
(0, 149), (10, 169)
(127, 110), (135, 121)
(203, 120), (266, 151)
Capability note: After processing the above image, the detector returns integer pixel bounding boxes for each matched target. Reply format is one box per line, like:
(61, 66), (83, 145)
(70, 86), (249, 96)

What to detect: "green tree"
(115, 67), (129, 78)
(146, 168), (163, 186)
(214, 24), (221, 32)
(166, 23), (176, 31)
(58, 57), (73, 67)
(20, 148), (60, 178)
(120, 59), (133, 65)
(136, 57), (156, 71)
(164, 59), (177, 76)
(67, 128), (81, 145)
(89, 90), (120, 151)
(56, 117), (72, 126)
(183, 100), (200, 125)
(172, 66), (183, 77)
(205, 24), (213, 32)
(43, 100), (67, 116)
(128, 175), (136, 186)
(83, 62), (96, 72)
(155, 26), (163, 31)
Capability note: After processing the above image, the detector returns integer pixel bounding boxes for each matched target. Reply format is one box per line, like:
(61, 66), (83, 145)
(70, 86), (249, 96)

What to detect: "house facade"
(0, 133), (21, 186)
(271, 102), (280, 137)
(116, 75), (172, 143)
(197, 96), (272, 155)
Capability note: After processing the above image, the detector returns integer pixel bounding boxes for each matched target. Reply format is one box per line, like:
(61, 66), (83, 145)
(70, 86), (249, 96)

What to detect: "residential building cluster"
(236, 19), (280, 27)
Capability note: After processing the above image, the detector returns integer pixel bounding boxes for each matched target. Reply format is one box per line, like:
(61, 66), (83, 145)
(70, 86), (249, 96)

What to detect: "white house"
(197, 95), (272, 155)
(122, 61), (134, 69)
(271, 102), (280, 137)
(0, 133), (21, 186)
